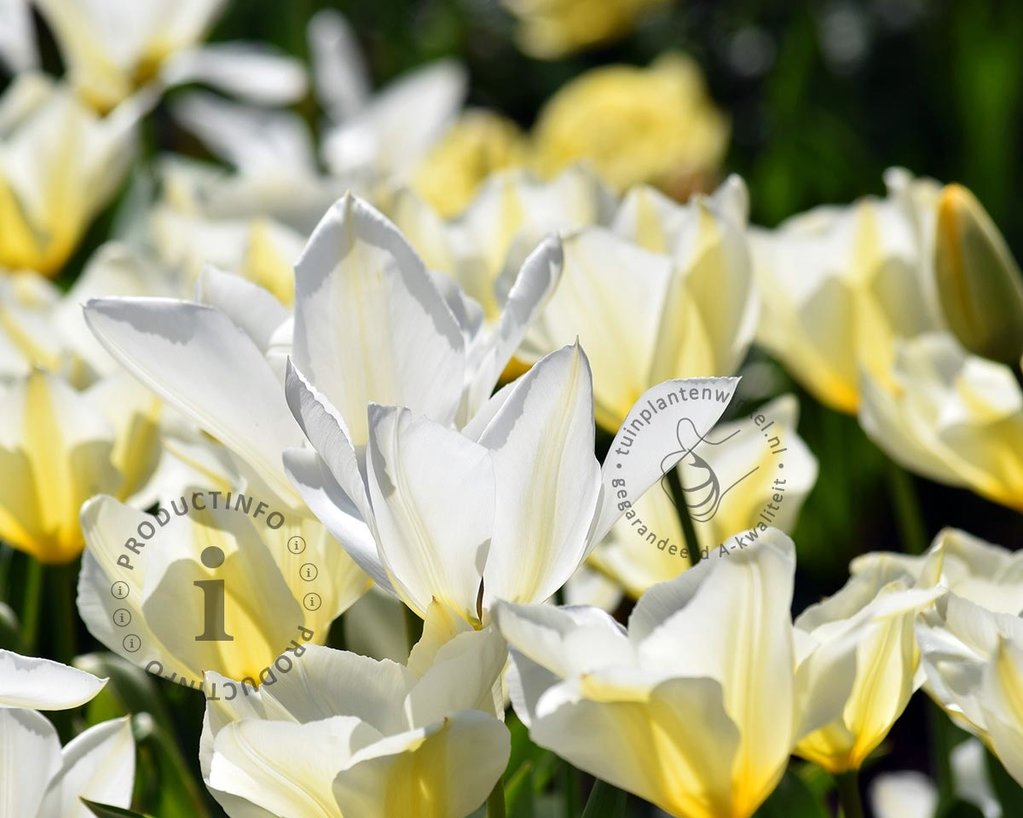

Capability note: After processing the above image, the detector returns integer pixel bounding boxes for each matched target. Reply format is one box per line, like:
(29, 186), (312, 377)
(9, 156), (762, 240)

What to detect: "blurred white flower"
(752, 168), (943, 413)
(35, 0), (305, 112)
(0, 74), (141, 275)
(852, 528), (1023, 616)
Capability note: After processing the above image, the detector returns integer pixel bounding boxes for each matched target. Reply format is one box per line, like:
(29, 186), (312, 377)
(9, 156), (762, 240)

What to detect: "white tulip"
(200, 606), (509, 818)
(0, 711), (135, 818)
(493, 530), (798, 818)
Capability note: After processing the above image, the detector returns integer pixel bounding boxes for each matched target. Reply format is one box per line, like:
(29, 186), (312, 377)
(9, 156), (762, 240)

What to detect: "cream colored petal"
(38, 717), (134, 818)
(0, 650), (106, 710)
(333, 713), (509, 818)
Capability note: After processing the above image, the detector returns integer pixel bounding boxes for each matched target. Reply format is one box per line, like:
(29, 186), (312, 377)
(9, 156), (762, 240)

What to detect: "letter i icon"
(194, 546), (234, 642)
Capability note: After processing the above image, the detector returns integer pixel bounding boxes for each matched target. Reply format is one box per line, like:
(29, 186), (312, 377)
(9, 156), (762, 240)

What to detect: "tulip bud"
(934, 184), (1023, 363)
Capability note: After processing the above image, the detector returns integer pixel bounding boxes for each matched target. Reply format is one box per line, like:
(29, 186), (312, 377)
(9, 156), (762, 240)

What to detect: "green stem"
(19, 558), (44, 653)
(929, 700), (955, 807)
(50, 561), (78, 663)
(886, 460), (928, 554)
(486, 776), (506, 818)
(666, 468), (702, 566)
(581, 778), (628, 817)
(836, 771), (864, 818)
(561, 761), (580, 817)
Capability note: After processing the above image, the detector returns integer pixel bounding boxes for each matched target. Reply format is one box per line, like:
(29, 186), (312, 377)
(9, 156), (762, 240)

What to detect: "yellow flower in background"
(0, 370), (160, 563)
(794, 554), (943, 773)
(591, 395), (818, 598)
(859, 333), (1023, 512)
(0, 75), (139, 276)
(531, 54), (729, 197)
(411, 110), (528, 217)
(502, 0), (668, 59)
(35, 0), (227, 111)
(78, 489), (369, 685)
(0, 274), (65, 377)
(391, 165), (610, 323)
(934, 183), (1023, 365)
(753, 169), (946, 413)
(521, 177), (755, 430)
(151, 208), (305, 307)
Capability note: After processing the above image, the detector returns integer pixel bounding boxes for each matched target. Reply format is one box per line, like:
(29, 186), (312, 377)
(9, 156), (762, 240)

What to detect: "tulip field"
(1, 1), (1022, 817)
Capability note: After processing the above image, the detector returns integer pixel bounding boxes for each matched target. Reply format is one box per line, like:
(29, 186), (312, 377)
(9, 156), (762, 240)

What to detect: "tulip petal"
(84, 297), (303, 502)
(474, 345), (600, 609)
(631, 530), (796, 815)
(0, 650), (106, 710)
(291, 194), (466, 446)
(38, 717), (134, 818)
(333, 712), (509, 818)
(463, 236), (563, 419)
(282, 447), (391, 593)
(0, 708), (62, 817)
(210, 716), (376, 817)
(366, 405), (495, 619)
(405, 626), (507, 727)
(258, 645), (413, 736)
(196, 267), (291, 352)
(529, 677), (740, 818)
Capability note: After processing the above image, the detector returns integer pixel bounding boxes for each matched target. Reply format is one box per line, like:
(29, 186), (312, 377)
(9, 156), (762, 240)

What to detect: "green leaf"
(81, 799), (155, 818)
(985, 747), (1023, 816)
(755, 768), (830, 818)
(580, 778), (628, 818)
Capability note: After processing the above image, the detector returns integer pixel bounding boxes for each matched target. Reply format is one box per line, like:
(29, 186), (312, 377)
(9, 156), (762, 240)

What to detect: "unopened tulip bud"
(935, 184), (1023, 363)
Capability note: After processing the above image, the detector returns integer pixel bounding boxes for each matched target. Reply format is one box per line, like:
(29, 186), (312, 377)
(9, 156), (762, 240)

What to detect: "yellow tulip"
(502, 0), (668, 59)
(918, 594), (1023, 787)
(934, 183), (1023, 364)
(531, 54), (729, 196)
(852, 527), (1023, 616)
(35, 0), (226, 112)
(752, 169), (944, 413)
(0, 370), (159, 563)
(859, 332), (1023, 512)
(0, 75), (139, 276)
(495, 531), (799, 818)
(521, 177), (755, 430)
(411, 110), (528, 217)
(390, 165), (609, 323)
(793, 554), (943, 773)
